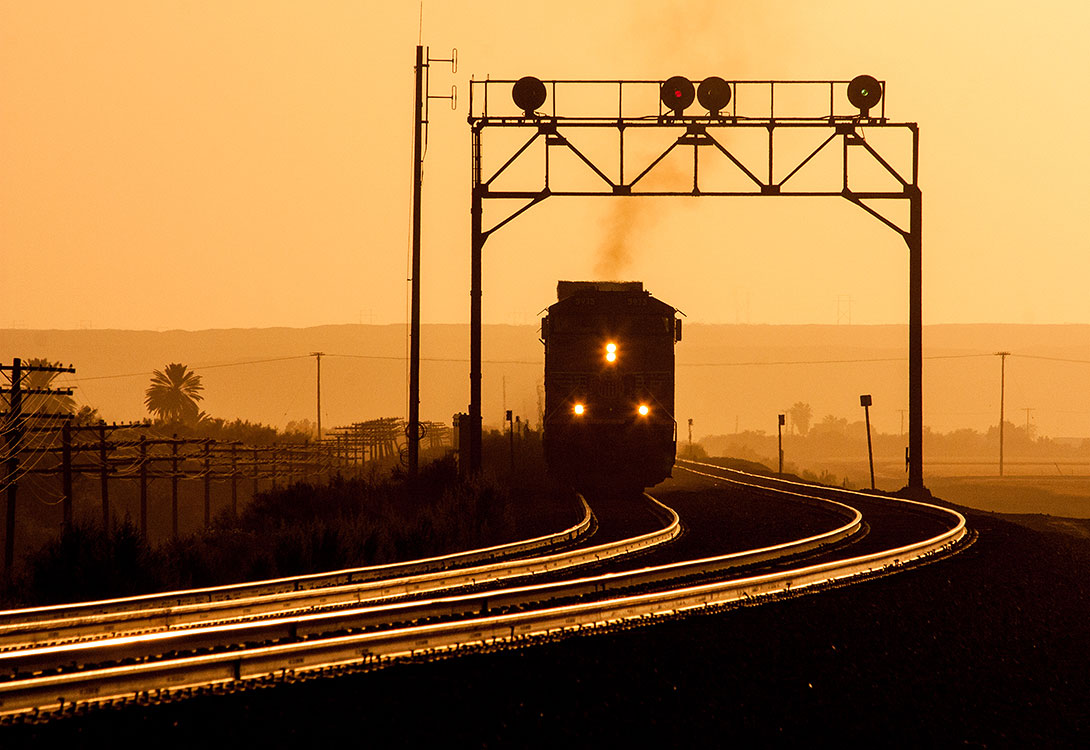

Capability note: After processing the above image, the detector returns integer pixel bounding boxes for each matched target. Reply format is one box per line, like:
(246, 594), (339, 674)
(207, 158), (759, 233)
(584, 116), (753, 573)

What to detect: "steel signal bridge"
(466, 75), (925, 496)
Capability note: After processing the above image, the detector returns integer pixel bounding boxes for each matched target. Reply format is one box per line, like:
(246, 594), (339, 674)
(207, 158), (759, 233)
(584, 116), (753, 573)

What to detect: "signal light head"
(573, 403), (585, 416)
(847, 75), (882, 115)
(660, 76), (695, 114)
(512, 76), (547, 116)
(697, 76), (732, 114)
(605, 341), (618, 363)
(637, 404), (650, 417)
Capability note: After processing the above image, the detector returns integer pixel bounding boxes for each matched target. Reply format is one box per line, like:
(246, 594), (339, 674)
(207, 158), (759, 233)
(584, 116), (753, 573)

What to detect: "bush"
(2, 455), (530, 606)
(19, 522), (166, 605)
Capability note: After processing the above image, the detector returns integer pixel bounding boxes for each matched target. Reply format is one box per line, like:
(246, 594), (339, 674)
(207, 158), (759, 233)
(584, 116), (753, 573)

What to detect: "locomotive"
(541, 281), (681, 490)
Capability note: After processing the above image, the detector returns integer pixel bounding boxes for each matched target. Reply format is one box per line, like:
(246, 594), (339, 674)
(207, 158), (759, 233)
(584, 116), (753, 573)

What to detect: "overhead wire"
(45, 351), (1047, 381)
(1013, 354), (1090, 365)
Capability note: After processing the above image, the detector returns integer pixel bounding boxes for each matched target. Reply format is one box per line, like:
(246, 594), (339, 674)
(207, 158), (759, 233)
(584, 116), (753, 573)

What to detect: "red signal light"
(660, 76), (694, 114)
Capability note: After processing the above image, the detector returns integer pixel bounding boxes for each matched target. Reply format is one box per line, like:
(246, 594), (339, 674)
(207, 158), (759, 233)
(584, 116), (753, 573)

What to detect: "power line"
(52, 350), (1090, 384)
(1014, 354), (1090, 365)
(678, 353), (993, 368)
(74, 355), (314, 381)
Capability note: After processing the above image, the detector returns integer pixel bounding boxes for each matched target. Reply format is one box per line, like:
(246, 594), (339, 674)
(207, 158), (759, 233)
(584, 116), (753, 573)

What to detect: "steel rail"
(0, 495), (594, 629)
(0, 476), (964, 719)
(0, 488), (861, 676)
(0, 496), (679, 651)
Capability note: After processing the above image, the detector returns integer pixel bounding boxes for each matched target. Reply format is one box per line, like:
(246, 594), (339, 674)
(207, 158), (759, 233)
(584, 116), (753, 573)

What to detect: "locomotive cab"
(542, 281), (680, 490)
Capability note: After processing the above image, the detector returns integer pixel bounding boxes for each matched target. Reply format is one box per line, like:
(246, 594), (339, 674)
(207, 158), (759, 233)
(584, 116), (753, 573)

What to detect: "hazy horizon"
(6, 322), (1089, 441)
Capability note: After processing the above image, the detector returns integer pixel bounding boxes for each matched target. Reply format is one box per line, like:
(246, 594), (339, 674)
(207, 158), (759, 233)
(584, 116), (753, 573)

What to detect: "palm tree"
(144, 363), (204, 424)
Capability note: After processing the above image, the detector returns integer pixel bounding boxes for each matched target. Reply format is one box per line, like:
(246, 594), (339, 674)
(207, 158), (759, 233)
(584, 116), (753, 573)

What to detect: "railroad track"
(0, 468), (968, 721)
(0, 494), (597, 635)
(0, 492), (682, 652)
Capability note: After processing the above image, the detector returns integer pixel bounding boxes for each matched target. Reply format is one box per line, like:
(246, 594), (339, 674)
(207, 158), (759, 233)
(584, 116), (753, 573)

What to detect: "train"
(541, 281), (681, 490)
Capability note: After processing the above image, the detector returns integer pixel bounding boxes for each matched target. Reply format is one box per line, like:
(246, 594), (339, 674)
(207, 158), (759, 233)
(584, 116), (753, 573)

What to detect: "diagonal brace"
(483, 191), (550, 238)
(485, 132), (543, 187)
(778, 132), (839, 190)
(552, 135), (617, 189)
(702, 132), (766, 189)
(842, 191), (908, 237)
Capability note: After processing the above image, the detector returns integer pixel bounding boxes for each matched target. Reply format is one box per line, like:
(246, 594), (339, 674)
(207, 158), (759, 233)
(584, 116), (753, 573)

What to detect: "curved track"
(0, 495), (597, 632)
(0, 466), (969, 721)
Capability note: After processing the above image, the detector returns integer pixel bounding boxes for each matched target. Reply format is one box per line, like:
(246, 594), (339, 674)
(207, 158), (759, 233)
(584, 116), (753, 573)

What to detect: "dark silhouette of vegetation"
(680, 442), (709, 460)
(150, 415), (312, 445)
(0, 438), (578, 607)
(284, 418), (317, 439)
(788, 402), (812, 436)
(72, 405), (101, 425)
(145, 363), (204, 425)
(23, 521), (164, 604)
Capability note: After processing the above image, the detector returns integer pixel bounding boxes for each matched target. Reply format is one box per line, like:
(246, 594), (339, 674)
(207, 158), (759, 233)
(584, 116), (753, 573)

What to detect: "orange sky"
(2, 1), (1088, 330)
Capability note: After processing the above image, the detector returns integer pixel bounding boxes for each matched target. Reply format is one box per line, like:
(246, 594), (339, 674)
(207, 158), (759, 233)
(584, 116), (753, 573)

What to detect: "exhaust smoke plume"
(594, 198), (643, 279)
(593, 159), (685, 279)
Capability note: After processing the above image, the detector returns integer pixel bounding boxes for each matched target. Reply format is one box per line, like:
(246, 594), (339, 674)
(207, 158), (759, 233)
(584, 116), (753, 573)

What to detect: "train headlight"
(637, 404), (650, 416)
(573, 403), (585, 416)
(605, 342), (617, 363)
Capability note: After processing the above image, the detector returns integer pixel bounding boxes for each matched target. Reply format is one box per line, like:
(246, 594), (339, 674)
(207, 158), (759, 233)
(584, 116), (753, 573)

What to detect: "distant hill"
(3, 323), (1089, 439)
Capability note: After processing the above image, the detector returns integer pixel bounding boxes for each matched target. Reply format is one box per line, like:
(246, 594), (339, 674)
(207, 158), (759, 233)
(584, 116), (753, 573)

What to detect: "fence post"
(203, 440), (212, 528)
(171, 434), (179, 539)
(231, 443), (238, 518)
(139, 436), (148, 538)
(98, 421), (109, 529)
(4, 358), (22, 574)
(62, 420), (73, 530)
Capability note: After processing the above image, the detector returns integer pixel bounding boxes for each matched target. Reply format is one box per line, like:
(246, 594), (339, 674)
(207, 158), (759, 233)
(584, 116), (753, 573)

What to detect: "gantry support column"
(906, 181), (924, 495)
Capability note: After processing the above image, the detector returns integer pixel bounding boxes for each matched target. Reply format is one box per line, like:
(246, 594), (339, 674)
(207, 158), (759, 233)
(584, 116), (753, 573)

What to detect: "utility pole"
(1023, 407), (1034, 437)
(311, 352), (324, 442)
(4, 359), (22, 574)
(777, 414), (786, 475)
(2, 358), (75, 573)
(506, 409), (514, 474)
(996, 351), (1011, 477)
(408, 44), (456, 477)
(408, 45), (424, 478)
